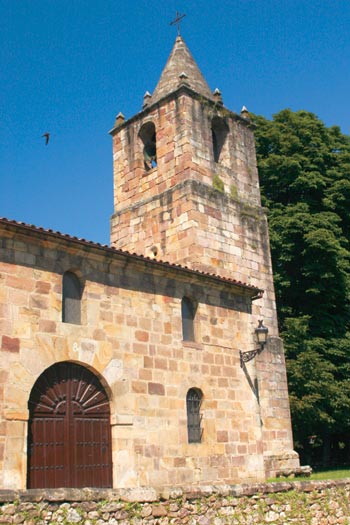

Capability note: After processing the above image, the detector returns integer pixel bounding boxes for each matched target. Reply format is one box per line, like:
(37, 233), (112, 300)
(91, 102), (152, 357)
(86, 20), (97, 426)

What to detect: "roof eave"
(0, 217), (263, 299)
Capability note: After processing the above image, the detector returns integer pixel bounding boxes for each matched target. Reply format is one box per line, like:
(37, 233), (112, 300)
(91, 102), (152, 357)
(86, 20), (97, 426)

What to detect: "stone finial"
(241, 106), (250, 119)
(213, 88), (223, 105)
(178, 71), (189, 86)
(143, 91), (152, 108)
(114, 112), (125, 127)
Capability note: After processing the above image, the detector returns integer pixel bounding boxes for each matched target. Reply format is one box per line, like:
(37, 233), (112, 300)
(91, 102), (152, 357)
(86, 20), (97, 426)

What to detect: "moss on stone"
(213, 174), (225, 193)
(230, 184), (239, 201)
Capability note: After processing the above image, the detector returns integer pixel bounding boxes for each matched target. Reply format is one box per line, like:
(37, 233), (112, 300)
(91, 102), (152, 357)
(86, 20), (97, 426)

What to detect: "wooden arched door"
(27, 362), (112, 488)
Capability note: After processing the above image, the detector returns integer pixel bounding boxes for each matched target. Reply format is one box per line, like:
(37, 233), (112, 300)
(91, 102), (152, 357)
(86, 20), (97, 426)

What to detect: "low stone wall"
(1, 480), (350, 524)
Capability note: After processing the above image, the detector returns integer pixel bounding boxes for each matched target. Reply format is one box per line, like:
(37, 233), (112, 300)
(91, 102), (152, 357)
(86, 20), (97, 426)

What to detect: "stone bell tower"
(110, 35), (277, 329)
(110, 35), (299, 477)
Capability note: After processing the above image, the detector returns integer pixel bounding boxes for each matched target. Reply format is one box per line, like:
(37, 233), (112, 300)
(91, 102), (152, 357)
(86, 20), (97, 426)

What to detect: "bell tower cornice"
(109, 85), (254, 137)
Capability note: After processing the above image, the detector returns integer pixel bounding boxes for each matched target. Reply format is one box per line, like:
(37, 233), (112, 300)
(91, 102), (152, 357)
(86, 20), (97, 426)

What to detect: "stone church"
(0, 35), (299, 490)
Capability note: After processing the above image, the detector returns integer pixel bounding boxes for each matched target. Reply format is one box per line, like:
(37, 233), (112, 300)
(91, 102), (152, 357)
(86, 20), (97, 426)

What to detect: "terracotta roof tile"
(0, 217), (263, 297)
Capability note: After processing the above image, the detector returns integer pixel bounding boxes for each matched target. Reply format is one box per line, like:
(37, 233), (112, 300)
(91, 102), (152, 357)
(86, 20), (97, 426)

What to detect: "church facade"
(0, 36), (299, 490)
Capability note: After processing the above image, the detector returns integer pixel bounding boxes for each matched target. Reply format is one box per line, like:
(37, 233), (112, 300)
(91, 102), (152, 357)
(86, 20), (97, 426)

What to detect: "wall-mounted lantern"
(240, 320), (268, 368)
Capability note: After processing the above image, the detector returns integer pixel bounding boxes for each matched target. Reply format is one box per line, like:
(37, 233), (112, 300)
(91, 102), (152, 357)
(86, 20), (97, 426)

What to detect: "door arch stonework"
(27, 362), (112, 488)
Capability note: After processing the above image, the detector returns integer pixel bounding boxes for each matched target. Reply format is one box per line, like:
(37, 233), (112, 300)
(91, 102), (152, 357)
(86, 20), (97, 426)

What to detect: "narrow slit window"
(186, 388), (203, 443)
(62, 271), (82, 324)
(182, 296), (195, 341)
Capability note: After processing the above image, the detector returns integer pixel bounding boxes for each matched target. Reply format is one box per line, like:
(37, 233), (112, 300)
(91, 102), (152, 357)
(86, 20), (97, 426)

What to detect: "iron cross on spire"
(170, 11), (186, 36)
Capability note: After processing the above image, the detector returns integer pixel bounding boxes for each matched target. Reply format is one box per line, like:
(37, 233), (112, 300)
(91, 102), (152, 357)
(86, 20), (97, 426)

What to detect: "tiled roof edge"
(0, 217), (263, 297)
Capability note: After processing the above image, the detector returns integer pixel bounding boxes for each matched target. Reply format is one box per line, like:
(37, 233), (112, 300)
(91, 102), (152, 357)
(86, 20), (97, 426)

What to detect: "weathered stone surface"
(1, 336), (20, 353)
(0, 481), (350, 524)
(120, 488), (158, 503)
(150, 36), (214, 104)
(151, 504), (167, 517)
(2, 505), (15, 515)
(0, 516), (12, 523)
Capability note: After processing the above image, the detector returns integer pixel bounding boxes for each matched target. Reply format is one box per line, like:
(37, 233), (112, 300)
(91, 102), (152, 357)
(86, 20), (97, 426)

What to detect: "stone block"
(148, 382), (165, 396)
(1, 336), (19, 353)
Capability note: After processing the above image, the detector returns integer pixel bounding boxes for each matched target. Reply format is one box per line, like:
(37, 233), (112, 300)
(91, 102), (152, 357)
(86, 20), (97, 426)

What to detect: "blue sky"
(1, 0), (349, 245)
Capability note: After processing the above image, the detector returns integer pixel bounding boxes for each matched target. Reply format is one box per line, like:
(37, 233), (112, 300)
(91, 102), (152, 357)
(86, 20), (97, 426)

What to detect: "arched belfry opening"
(211, 116), (229, 164)
(27, 362), (112, 489)
(139, 121), (157, 171)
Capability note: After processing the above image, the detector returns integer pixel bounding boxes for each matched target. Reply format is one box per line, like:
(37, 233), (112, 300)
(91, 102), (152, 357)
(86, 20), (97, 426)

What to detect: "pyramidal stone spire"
(150, 36), (214, 104)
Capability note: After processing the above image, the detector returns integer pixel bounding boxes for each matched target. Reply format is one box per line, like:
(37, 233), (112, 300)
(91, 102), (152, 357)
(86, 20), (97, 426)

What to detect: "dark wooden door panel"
(27, 362), (112, 488)
(29, 417), (66, 488)
(72, 417), (112, 487)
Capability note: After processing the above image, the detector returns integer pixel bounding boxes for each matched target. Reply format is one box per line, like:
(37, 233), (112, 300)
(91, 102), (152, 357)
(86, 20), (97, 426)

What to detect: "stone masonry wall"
(0, 223), (270, 490)
(1, 481), (350, 524)
(110, 176), (296, 468)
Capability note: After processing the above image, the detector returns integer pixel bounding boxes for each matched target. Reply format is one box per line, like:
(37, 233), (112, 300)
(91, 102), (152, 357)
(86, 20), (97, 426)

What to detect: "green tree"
(253, 109), (350, 466)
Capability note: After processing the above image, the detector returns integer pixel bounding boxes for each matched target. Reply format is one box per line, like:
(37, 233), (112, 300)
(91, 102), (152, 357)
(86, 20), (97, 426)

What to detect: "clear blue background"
(1, 0), (349, 245)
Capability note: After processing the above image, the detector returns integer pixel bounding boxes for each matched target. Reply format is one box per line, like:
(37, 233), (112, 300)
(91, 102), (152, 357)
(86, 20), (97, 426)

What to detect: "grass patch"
(311, 468), (350, 480)
(268, 467), (350, 483)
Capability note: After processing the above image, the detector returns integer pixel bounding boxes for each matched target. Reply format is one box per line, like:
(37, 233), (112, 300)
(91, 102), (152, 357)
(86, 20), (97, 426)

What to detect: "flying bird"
(42, 132), (50, 145)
